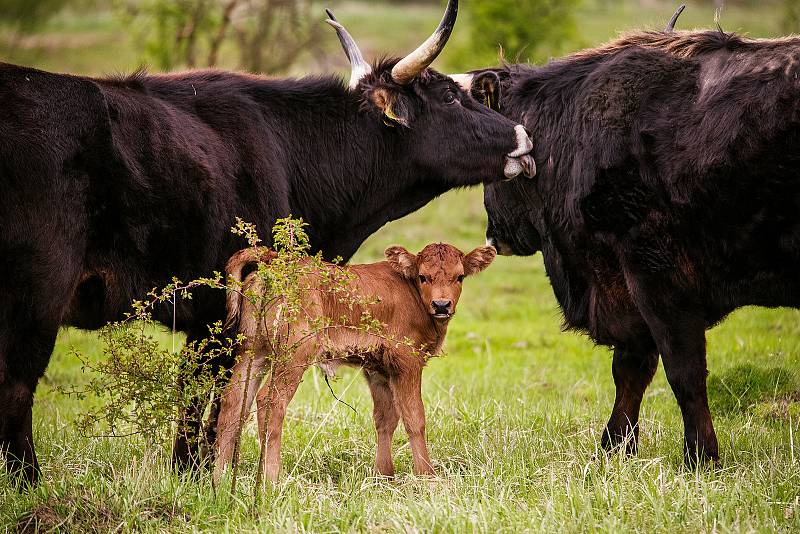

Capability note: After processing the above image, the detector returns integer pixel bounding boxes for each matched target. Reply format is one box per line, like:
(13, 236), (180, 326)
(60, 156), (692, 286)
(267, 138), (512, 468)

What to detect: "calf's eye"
(457, 275), (465, 283)
(419, 275), (428, 284)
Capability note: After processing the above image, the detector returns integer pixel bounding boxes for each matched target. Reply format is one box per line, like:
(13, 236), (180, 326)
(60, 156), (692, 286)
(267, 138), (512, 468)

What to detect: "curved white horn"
(326, 9), (372, 90)
(391, 0), (458, 85)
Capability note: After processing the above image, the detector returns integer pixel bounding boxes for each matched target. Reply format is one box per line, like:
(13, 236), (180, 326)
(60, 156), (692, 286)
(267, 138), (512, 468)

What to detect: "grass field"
(2, 187), (799, 532)
(2, 0), (800, 532)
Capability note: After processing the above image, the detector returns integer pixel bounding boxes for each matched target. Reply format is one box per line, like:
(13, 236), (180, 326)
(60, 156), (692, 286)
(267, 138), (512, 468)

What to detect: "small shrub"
(62, 216), (403, 497)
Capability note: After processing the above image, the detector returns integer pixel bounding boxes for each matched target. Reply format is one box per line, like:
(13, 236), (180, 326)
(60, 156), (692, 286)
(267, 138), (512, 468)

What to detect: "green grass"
(2, 0), (800, 531)
(2, 187), (799, 532)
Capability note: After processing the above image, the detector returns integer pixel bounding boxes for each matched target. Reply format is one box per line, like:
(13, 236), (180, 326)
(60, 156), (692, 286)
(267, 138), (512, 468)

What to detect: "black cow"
(459, 24), (800, 463)
(0, 0), (535, 485)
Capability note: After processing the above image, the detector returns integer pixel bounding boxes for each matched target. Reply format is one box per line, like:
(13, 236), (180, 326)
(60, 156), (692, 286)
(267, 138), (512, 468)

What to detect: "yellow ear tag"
(384, 106), (408, 127)
(485, 93), (492, 109)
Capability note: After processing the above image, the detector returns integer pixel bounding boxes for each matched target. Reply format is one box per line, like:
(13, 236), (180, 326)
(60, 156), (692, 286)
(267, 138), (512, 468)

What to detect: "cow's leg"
(0, 287), (74, 486)
(200, 391), (223, 464)
(213, 344), (267, 483)
(601, 342), (659, 454)
(626, 283), (718, 463)
(390, 365), (434, 476)
(646, 315), (717, 464)
(0, 370), (41, 486)
(364, 369), (400, 477)
(172, 329), (233, 470)
(257, 362), (305, 483)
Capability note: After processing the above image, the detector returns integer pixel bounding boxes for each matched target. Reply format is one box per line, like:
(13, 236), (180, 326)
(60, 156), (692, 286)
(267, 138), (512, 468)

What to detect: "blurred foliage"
(783, 0), (800, 34)
(455, 0), (582, 67)
(0, 0), (69, 29)
(0, 1), (792, 76)
(116, 0), (325, 72)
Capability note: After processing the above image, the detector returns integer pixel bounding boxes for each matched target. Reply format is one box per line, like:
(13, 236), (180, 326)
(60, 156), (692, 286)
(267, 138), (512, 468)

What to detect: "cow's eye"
(457, 275), (465, 283)
(418, 275), (428, 284)
(443, 91), (456, 104)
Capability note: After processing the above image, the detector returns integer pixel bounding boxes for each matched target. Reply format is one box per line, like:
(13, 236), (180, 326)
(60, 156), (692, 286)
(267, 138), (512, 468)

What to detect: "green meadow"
(2, 1), (799, 532)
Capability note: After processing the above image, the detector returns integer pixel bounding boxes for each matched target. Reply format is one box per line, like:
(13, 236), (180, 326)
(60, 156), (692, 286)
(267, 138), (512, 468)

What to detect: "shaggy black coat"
(474, 30), (800, 462)
(0, 59), (524, 483)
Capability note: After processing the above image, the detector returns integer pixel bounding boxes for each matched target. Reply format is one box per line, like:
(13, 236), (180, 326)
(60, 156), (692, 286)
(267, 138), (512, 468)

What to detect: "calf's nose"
(432, 299), (452, 310)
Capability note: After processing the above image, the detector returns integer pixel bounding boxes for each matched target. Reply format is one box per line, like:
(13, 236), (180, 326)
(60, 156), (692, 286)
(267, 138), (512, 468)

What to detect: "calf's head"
(326, 0), (535, 183)
(385, 243), (496, 320)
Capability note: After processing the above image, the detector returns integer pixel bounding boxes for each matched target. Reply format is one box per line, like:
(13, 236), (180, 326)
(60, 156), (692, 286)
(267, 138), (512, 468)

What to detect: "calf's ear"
(369, 87), (411, 128)
(463, 246), (497, 276)
(385, 246), (417, 278)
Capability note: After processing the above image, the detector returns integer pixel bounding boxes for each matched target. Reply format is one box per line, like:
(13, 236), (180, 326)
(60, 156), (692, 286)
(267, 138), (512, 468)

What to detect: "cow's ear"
(370, 87), (411, 128)
(463, 245), (497, 276)
(385, 246), (417, 278)
(471, 72), (502, 112)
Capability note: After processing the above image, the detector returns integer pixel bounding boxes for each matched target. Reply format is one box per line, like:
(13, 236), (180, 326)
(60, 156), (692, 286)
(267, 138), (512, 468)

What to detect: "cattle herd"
(0, 0), (798, 486)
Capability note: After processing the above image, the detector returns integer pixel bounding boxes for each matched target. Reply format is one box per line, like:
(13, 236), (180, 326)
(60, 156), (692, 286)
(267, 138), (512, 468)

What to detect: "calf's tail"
(224, 246), (276, 332)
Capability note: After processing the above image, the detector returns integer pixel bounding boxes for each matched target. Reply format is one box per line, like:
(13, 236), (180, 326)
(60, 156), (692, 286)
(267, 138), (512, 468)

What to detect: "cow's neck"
(283, 102), (450, 262)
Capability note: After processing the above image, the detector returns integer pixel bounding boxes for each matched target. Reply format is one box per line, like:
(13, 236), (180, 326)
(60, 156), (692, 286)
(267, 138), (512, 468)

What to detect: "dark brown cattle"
(461, 25), (800, 464)
(213, 243), (496, 482)
(0, 0), (535, 485)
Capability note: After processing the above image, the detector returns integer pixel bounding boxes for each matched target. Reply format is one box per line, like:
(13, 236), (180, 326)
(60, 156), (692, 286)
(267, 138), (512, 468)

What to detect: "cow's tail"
(224, 246), (276, 333)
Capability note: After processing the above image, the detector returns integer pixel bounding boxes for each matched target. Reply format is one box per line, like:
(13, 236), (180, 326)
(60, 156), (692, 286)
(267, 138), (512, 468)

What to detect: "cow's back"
(495, 32), (800, 337)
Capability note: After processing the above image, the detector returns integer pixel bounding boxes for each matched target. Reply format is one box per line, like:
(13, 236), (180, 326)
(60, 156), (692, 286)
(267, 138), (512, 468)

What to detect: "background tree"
(0, 0), (69, 29)
(117, 0), (325, 73)
(783, 0), (800, 34)
(457, 0), (581, 68)
(0, 0), (69, 53)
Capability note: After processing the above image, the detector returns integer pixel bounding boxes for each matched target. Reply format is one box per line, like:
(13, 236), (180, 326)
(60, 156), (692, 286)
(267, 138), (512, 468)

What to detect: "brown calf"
(213, 243), (495, 483)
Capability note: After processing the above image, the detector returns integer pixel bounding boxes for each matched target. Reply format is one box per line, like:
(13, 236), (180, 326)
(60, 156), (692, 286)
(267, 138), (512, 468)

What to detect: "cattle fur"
(476, 29), (800, 463)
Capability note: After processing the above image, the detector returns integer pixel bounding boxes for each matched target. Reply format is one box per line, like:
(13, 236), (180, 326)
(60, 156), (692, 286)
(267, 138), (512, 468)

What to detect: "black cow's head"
(449, 68), (542, 257)
(326, 0), (535, 184)
(484, 180), (542, 256)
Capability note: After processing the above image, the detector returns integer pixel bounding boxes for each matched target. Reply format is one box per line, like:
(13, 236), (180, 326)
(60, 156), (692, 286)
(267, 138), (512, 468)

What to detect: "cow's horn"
(665, 4), (686, 32)
(326, 9), (372, 90)
(391, 0), (458, 85)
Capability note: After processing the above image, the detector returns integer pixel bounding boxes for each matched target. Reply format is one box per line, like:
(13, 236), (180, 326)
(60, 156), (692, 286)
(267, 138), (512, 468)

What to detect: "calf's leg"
(213, 344), (268, 483)
(602, 342), (659, 454)
(257, 362), (305, 483)
(364, 370), (400, 477)
(390, 366), (434, 476)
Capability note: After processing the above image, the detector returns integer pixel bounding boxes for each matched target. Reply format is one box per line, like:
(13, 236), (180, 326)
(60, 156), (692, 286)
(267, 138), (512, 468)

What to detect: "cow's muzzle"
(504, 125), (536, 180)
(486, 236), (514, 256)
